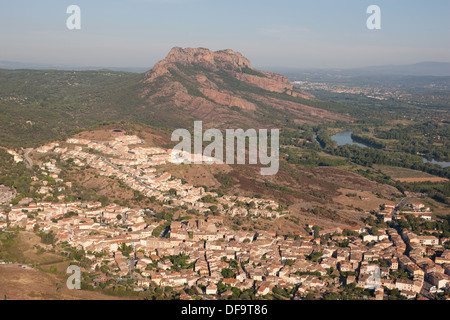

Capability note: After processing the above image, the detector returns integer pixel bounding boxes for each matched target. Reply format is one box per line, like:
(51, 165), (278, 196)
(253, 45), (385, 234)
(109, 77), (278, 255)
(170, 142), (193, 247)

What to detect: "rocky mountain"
(0, 47), (353, 148)
(138, 47), (352, 129)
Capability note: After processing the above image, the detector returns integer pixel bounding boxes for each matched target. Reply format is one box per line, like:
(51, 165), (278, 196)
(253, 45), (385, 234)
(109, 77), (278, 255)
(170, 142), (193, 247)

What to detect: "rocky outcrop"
(163, 47), (252, 70)
(200, 88), (257, 111)
(235, 72), (293, 94)
(0, 185), (16, 205)
(145, 47), (252, 83)
(140, 47), (353, 127)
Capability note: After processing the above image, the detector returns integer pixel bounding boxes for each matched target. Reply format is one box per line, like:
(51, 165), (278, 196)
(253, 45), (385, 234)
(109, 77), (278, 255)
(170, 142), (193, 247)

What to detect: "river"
(328, 131), (450, 168)
(330, 131), (367, 148)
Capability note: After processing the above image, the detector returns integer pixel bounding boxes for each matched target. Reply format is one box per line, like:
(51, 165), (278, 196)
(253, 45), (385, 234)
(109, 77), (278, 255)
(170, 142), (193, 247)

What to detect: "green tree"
(221, 268), (236, 279)
(371, 227), (379, 236)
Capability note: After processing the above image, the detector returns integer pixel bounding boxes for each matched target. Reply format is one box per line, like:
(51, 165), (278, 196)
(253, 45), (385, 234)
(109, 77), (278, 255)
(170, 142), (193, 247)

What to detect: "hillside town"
(1, 133), (449, 300)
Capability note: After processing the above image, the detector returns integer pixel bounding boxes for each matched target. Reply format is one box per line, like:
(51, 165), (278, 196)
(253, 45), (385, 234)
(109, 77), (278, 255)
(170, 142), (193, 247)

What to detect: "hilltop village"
(1, 133), (449, 300)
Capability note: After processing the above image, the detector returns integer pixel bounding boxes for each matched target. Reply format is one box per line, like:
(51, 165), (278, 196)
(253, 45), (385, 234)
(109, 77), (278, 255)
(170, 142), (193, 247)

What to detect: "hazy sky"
(0, 0), (449, 69)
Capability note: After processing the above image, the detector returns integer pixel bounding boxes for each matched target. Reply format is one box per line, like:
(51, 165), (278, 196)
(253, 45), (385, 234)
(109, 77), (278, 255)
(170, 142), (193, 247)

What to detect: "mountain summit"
(144, 47), (302, 101)
(151, 47), (253, 73)
(139, 47), (351, 128)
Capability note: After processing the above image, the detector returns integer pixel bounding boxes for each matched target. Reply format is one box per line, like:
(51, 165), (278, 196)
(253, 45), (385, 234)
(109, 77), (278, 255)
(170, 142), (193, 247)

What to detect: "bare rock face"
(200, 88), (257, 111)
(0, 185), (16, 205)
(165, 47), (252, 69)
(234, 72), (293, 94)
(146, 47), (292, 93)
(140, 47), (352, 128)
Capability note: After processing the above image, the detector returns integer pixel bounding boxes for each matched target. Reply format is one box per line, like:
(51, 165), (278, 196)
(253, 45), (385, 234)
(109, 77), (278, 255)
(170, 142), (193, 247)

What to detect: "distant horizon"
(1, 1), (449, 69)
(1, 58), (450, 75)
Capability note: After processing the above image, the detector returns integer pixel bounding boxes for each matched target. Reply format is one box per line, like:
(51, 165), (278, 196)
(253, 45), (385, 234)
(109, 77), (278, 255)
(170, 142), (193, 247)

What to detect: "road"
(22, 148), (34, 169)
(0, 263), (34, 270)
(396, 196), (413, 208)
(393, 195), (420, 215)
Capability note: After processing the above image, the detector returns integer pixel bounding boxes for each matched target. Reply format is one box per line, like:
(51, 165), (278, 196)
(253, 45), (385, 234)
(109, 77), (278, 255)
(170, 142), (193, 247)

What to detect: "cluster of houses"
(6, 150), (23, 163)
(37, 134), (285, 220)
(1, 134), (449, 300)
(379, 202), (432, 223)
(1, 195), (450, 299)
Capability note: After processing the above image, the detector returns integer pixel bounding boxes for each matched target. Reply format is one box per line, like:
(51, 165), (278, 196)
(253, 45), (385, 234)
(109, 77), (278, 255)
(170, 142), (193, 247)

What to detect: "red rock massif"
(139, 47), (352, 129)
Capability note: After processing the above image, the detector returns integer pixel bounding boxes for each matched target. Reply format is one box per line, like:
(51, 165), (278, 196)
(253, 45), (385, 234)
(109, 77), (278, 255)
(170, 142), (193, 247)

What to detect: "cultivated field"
(375, 165), (448, 182)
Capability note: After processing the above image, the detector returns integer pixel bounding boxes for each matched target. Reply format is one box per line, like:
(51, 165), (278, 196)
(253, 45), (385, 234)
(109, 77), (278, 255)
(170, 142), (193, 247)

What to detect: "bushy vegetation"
(0, 69), (145, 148)
(374, 122), (450, 161)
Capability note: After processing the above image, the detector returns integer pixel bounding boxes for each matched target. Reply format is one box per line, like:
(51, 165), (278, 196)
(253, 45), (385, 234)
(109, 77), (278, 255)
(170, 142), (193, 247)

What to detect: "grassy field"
(374, 165), (448, 182)
(0, 230), (64, 265)
(0, 266), (126, 300)
(0, 230), (133, 300)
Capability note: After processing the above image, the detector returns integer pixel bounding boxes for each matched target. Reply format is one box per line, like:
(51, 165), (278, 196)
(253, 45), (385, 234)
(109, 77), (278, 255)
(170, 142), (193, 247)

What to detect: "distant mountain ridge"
(359, 62), (450, 77)
(0, 60), (149, 73)
(264, 62), (450, 77)
(3, 59), (448, 77)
